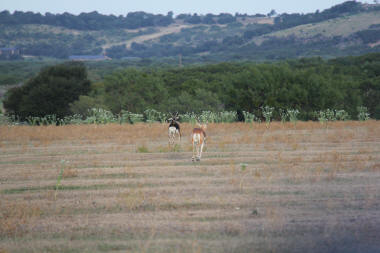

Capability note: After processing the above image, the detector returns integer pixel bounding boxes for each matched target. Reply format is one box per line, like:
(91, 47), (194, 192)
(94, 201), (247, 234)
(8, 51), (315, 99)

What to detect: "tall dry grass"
(1, 120), (378, 145)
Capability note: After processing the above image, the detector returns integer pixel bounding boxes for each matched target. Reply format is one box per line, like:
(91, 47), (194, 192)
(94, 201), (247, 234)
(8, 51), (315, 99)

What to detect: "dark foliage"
(2, 53), (379, 120)
(274, 1), (365, 29)
(1, 1), (371, 32)
(0, 10), (174, 30)
(354, 27), (380, 44)
(3, 62), (91, 119)
(89, 53), (380, 119)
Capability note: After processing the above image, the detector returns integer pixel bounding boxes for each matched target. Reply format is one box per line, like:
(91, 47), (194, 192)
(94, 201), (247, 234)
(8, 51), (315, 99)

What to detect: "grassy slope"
(102, 23), (196, 50)
(0, 121), (380, 252)
(0, 24), (157, 52)
(252, 11), (380, 45)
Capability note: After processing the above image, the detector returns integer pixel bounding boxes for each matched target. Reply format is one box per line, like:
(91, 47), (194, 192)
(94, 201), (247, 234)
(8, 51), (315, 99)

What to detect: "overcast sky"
(0, 0), (373, 16)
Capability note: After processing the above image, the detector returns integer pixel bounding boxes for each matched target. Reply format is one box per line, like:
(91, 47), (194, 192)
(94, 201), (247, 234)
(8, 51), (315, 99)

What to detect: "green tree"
(69, 95), (104, 117)
(102, 68), (169, 113)
(360, 79), (380, 119)
(166, 89), (223, 113)
(3, 62), (91, 119)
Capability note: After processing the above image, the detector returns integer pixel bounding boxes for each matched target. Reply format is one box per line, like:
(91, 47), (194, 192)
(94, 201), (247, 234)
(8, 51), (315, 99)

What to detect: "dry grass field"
(0, 121), (380, 253)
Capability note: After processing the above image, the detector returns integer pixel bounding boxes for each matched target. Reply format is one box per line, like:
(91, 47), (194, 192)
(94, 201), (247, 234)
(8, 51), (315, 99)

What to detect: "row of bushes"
(0, 107), (371, 126)
(3, 55), (380, 121)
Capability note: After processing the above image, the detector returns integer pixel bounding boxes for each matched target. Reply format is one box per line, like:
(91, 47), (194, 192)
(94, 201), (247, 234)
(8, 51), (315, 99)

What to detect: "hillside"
(252, 11), (380, 45)
(0, 1), (379, 61)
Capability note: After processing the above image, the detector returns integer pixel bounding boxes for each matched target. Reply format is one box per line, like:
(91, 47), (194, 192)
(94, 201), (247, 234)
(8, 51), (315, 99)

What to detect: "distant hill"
(0, 1), (379, 61)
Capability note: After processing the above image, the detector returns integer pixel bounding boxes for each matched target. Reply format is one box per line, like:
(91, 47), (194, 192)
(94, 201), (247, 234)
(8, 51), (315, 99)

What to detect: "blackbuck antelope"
(168, 113), (181, 145)
(192, 122), (207, 162)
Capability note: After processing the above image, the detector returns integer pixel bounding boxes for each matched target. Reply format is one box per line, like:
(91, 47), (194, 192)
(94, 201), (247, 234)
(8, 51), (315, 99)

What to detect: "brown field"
(1, 121), (380, 253)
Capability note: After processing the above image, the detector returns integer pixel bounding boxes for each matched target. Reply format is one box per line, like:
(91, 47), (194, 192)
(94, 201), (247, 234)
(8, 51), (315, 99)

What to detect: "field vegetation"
(2, 53), (380, 122)
(0, 121), (379, 252)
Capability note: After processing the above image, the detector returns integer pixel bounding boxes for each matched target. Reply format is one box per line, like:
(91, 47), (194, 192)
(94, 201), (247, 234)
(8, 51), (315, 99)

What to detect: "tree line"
(3, 53), (380, 121)
(0, 10), (243, 30)
(0, 10), (174, 30)
(1, 1), (377, 31)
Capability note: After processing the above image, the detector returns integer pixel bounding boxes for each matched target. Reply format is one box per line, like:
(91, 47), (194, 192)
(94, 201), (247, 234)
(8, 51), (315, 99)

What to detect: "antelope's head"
(195, 117), (207, 131)
(168, 112), (179, 124)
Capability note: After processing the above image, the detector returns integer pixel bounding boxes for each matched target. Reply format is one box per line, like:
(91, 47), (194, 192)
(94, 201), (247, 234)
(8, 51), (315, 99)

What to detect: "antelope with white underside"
(168, 112), (181, 145)
(192, 121), (207, 162)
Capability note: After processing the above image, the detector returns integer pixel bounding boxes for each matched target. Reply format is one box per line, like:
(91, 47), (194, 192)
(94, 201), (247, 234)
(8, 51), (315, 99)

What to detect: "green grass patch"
(137, 145), (149, 153)
(0, 159), (43, 165)
(97, 243), (131, 251)
(256, 190), (306, 196)
(0, 183), (152, 194)
(1, 179), (211, 194)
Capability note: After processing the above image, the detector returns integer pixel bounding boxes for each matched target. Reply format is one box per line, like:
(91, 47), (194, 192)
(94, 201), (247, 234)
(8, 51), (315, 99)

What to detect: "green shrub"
(129, 113), (144, 124)
(325, 109), (336, 121)
(85, 108), (116, 124)
(200, 111), (216, 123)
(137, 145), (149, 153)
(279, 109), (288, 123)
(69, 96), (101, 117)
(287, 109), (300, 125)
(144, 108), (163, 123)
(62, 114), (85, 125)
(261, 106), (274, 126)
(0, 113), (11, 125)
(357, 106), (370, 121)
(335, 110), (350, 121)
(316, 109), (351, 124)
(180, 112), (198, 124)
(242, 111), (256, 123)
(218, 111), (237, 123)
(317, 111), (328, 124)
(26, 115), (58, 125)
(118, 110), (131, 124)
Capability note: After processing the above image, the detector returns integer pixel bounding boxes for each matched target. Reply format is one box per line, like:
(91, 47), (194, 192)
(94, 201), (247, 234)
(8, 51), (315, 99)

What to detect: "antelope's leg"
(192, 137), (195, 161)
(196, 142), (200, 160)
(199, 141), (204, 159)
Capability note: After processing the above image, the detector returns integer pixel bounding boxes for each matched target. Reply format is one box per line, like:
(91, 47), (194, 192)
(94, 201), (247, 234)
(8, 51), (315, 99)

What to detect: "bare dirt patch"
(1, 121), (380, 252)
(102, 23), (195, 50)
